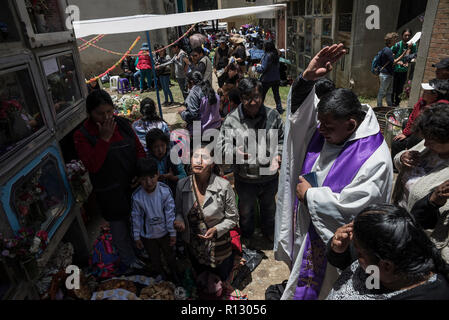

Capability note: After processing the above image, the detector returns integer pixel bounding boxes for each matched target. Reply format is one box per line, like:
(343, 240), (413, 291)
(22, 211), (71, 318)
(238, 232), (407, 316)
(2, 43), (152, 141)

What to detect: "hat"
(432, 57), (449, 69)
(140, 43), (149, 50)
(230, 36), (244, 44)
(421, 82), (448, 95)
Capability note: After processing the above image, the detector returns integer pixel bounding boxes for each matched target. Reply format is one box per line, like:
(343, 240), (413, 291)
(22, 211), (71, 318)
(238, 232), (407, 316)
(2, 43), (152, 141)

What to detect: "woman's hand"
(393, 133), (407, 141)
(174, 220), (185, 232)
(296, 176), (312, 203)
(400, 150), (421, 168)
(430, 180), (449, 207)
(135, 239), (144, 250)
(330, 223), (354, 254)
(198, 227), (217, 240)
(303, 44), (346, 81)
(97, 117), (116, 142)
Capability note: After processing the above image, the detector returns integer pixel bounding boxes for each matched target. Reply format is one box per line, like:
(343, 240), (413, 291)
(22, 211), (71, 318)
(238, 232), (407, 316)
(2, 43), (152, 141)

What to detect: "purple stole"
(292, 128), (384, 300)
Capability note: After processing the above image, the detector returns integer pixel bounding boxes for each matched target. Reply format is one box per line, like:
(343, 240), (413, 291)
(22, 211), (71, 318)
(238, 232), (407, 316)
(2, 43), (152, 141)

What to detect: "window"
(306, 0), (313, 15)
(25, 0), (66, 34)
(298, 18), (305, 34)
(12, 154), (67, 233)
(305, 19), (313, 55)
(323, 0), (333, 15)
(322, 18), (332, 37)
(0, 68), (45, 158)
(314, 0), (322, 15)
(338, 13), (352, 32)
(297, 36), (305, 53)
(291, 1), (299, 16)
(298, 0), (306, 16)
(42, 53), (81, 116)
(0, 2), (21, 43)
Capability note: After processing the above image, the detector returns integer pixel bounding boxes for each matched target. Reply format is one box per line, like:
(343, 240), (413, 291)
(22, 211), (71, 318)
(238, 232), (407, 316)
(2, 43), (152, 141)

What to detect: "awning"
(73, 4), (287, 38)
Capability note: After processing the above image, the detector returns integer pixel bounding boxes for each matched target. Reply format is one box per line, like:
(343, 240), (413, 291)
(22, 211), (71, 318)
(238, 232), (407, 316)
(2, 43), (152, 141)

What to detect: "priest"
(274, 44), (394, 300)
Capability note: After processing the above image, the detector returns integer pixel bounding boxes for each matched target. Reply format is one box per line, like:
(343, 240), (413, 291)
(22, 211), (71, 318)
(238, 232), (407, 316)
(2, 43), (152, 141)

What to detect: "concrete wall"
(349, 0), (402, 97)
(68, 0), (173, 76)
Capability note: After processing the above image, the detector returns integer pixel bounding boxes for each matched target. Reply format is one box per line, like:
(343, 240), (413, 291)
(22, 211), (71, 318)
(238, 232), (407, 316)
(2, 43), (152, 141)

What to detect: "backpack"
(89, 226), (120, 279)
(371, 48), (390, 76)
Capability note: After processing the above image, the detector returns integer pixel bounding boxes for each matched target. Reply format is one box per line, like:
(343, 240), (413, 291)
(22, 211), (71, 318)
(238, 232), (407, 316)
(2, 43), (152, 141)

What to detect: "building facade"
(275, 0), (427, 97)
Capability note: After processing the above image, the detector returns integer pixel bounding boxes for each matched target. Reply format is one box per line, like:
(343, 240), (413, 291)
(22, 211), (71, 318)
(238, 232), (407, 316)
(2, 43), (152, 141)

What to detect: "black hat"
(433, 57), (449, 69)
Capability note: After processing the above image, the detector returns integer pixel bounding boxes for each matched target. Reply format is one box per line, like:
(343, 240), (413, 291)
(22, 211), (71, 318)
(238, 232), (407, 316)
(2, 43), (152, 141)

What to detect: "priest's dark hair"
(354, 204), (449, 283)
(317, 88), (366, 123)
(86, 89), (113, 114)
(315, 78), (336, 99)
(414, 102), (449, 143)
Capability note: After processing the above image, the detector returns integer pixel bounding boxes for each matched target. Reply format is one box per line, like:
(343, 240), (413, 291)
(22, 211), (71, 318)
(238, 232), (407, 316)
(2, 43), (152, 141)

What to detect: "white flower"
(29, 237), (41, 253)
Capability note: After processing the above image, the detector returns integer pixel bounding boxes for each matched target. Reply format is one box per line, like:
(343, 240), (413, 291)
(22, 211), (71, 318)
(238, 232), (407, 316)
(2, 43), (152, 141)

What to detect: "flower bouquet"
(399, 80), (412, 101)
(0, 228), (48, 280)
(66, 160), (92, 203)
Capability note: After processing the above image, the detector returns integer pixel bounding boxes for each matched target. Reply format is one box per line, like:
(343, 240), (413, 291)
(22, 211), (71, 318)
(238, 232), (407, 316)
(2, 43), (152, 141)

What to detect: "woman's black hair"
(238, 77), (263, 98)
(228, 88), (241, 105)
(227, 62), (239, 72)
(353, 204), (449, 283)
(317, 88), (366, 123)
(86, 89), (113, 114)
(191, 46), (204, 55)
(429, 78), (449, 101)
(264, 40), (279, 65)
(402, 28), (413, 36)
(414, 102), (449, 143)
(186, 71), (217, 105)
(140, 97), (163, 122)
(136, 158), (159, 177)
(145, 128), (170, 155)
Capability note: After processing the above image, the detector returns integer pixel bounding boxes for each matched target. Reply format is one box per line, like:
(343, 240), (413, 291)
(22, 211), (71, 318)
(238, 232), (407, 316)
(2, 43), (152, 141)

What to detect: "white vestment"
(274, 87), (394, 300)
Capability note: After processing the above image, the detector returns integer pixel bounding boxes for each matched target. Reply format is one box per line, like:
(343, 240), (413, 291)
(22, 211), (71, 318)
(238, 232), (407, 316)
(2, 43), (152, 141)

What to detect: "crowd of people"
(77, 23), (449, 300)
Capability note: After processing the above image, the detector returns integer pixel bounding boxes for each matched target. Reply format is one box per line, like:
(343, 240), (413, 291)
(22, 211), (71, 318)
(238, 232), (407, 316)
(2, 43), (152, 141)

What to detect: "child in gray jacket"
(131, 158), (178, 282)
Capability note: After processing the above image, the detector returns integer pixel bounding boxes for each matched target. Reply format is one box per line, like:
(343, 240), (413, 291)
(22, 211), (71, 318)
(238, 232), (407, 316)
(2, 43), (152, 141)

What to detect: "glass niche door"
(40, 52), (82, 119)
(1, 145), (73, 239)
(15, 0), (75, 48)
(0, 65), (47, 159)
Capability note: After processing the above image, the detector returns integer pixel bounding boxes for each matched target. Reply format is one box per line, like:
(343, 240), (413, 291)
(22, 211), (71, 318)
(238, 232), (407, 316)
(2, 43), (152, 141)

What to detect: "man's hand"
(400, 150), (421, 168)
(198, 227), (217, 240)
(135, 239), (144, 250)
(177, 107), (185, 115)
(169, 236), (177, 247)
(303, 43), (346, 81)
(131, 176), (140, 188)
(296, 176), (312, 203)
(330, 223), (354, 254)
(174, 220), (185, 232)
(269, 155), (282, 173)
(393, 133), (407, 141)
(97, 117), (116, 142)
(430, 180), (449, 207)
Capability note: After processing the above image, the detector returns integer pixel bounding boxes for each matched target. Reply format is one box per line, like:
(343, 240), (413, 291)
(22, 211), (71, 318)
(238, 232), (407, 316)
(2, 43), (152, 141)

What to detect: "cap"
(432, 57), (449, 69)
(421, 83), (434, 91)
(217, 37), (227, 43)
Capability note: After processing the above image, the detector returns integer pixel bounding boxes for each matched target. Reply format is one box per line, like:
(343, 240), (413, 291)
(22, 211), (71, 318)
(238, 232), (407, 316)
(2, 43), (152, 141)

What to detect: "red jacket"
(136, 51), (152, 70)
(74, 118), (146, 173)
(403, 98), (449, 136)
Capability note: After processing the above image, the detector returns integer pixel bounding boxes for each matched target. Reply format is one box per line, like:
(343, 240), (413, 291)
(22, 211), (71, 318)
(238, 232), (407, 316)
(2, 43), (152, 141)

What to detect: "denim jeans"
(262, 81), (283, 112)
(140, 69), (153, 90)
(377, 73), (393, 107)
(159, 75), (174, 103)
(234, 177), (279, 239)
(177, 77), (188, 100)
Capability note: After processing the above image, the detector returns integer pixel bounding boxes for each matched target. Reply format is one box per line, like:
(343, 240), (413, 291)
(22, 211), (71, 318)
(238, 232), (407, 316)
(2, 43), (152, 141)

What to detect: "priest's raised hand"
(302, 43), (347, 81)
